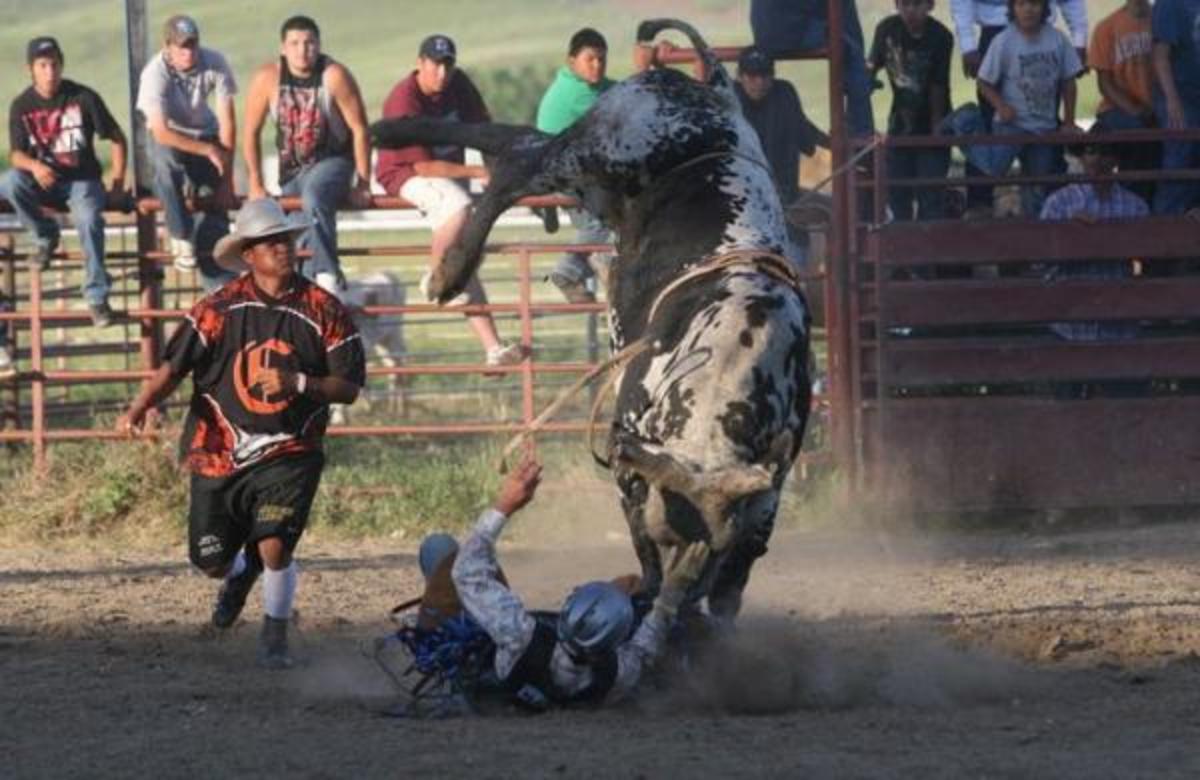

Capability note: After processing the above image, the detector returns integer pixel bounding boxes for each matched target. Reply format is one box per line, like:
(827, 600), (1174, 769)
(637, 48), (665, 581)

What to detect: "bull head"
(614, 430), (793, 551)
(370, 118), (556, 304)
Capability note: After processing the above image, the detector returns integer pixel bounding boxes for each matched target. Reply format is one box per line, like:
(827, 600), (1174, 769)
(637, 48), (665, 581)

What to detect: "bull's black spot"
(745, 292), (786, 329)
(648, 383), (695, 440)
(739, 329), (753, 348)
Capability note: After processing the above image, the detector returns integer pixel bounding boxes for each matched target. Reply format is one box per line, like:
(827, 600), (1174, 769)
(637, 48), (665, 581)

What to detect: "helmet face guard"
(557, 581), (635, 658)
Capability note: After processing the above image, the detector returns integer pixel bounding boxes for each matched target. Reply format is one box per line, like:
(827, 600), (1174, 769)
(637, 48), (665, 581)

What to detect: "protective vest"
(502, 614), (618, 712)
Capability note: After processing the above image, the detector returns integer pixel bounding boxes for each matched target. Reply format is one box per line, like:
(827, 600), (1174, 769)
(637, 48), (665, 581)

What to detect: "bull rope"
(498, 248), (803, 472)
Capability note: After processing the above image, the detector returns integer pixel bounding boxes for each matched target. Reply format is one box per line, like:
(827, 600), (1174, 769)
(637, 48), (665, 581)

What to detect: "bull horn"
(636, 18), (724, 88)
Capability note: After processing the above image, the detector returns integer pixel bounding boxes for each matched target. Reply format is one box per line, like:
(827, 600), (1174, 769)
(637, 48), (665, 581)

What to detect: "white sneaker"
(171, 237), (197, 271)
(486, 343), (524, 367)
(0, 344), (14, 379)
(315, 272), (344, 298)
(420, 270), (469, 307)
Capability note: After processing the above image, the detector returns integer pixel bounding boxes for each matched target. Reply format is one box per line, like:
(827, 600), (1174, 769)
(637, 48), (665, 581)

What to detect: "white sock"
(225, 550), (247, 580)
(261, 561), (298, 620)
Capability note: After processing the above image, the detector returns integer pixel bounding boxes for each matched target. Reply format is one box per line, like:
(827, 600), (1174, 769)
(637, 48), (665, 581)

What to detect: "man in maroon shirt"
(376, 34), (521, 370)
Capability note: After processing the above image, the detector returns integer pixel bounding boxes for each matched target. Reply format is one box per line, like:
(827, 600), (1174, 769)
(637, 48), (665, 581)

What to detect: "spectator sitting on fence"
(749, 0), (875, 138)
(868, 0), (954, 223)
(116, 197), (366, 669)
(375, 34), (522, 370)
(136, 14), (238, 289)
(446, 455), (710, 711)
(944, 0), (1084, 218)
(0, 292), (13, 378)
(1089, 0), (1158, 205)
(734, 46), (828, 268)
(1151, 0), (1200, 215)
(535, 28), (615, 305)
(951, 0), (1089, 219)
(242, 14), (373, 298)
(1, 36), (127, 328)
(1040, 127), (1148, 399)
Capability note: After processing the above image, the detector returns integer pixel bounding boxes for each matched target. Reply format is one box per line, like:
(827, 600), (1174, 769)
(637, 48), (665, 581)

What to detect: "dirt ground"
(5, 509), (1200, 779)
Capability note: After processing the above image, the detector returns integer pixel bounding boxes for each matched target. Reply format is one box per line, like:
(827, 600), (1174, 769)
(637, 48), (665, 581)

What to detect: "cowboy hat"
(213, 198), (309, 272)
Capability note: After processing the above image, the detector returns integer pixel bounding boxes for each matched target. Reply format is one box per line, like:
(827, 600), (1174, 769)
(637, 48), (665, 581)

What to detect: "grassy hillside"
(0, 0), (1125, 142)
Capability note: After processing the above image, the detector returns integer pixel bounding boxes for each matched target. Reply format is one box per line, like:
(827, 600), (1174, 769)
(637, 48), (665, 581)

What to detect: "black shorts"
(188, 451), (324, 570)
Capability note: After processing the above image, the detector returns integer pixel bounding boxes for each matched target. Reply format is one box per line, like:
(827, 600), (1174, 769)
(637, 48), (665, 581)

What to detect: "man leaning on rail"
(242, 14), (373, 297)
(136, 15), (238, 289)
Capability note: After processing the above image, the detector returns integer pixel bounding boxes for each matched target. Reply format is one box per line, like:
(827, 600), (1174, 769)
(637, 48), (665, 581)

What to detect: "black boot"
(211, 553), (263, 629)
(257, 615), (293, 670)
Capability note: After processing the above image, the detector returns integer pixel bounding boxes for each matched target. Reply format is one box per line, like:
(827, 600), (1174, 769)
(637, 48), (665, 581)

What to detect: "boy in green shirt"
(536, 28), (614, 303)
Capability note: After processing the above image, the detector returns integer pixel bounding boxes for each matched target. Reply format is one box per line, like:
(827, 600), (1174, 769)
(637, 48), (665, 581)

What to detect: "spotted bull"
(372, 19), (810, 620)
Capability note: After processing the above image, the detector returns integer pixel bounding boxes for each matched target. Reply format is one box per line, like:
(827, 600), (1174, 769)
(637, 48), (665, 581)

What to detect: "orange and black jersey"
(164, 274), (366, 478)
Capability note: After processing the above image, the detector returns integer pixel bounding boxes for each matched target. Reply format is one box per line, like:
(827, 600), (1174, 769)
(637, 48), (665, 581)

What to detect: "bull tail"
(370, 118), (543, 156)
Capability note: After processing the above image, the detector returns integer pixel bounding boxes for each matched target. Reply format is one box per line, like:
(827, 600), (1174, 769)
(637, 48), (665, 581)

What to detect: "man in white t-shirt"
(136, 14), (238, 288)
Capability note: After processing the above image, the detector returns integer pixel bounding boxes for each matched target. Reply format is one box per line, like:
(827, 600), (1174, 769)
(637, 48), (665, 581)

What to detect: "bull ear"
(370, 117), (545, 156)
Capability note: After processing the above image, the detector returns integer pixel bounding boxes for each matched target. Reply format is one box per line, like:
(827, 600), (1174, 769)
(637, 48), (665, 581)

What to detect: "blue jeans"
(149, 141), (234, 289)
(554, 207), (611, 284)
(1153, 93), (1200, 214)
(751, 0), (874, 136)
(960, 121), (1065, 216)
(888, 147), (950, 221)
(0, 170), (109, 305)
(280, 155), (354, 283)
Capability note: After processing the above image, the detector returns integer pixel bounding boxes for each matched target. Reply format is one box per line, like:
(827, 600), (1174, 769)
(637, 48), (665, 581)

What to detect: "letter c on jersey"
(234, 338), (295, 414)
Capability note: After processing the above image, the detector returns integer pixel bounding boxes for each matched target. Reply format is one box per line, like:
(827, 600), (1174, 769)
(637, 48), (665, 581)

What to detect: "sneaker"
(419, 270), (469, 306)
(212, 560), (263, 629)
(548, 271), (595, 304)
(486, 342), (525, 369)
(29, 237), (57, 271)
(0, 345), (14, 379)
(170, 237), (197, 271)
(257, 615), (294, 670)
(88, 301), (115, 328)
(315, 271), (346, 297)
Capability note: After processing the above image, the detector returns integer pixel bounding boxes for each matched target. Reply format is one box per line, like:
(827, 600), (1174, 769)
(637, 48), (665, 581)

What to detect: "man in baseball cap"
(1, 34), (127, 326)
(376, 33), (524, 371)
(136, 13), (239, 288)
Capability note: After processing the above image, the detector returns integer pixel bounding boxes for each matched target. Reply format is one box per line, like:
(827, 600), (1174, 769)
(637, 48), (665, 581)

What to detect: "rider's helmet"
(557, 581), (635, 658)
(418, 533), (459, 580)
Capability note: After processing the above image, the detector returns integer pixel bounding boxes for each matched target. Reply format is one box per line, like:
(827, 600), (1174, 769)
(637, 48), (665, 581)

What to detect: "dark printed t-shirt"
(736, 78), (822, 204)
(869, 15), (954, 135)
(164, 274), (366, 477)
(375, 70), (490, 195)
(8, 80), (121, 181)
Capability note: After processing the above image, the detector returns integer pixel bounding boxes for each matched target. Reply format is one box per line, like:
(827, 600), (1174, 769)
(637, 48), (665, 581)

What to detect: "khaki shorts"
(400, 176), (472, 231)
